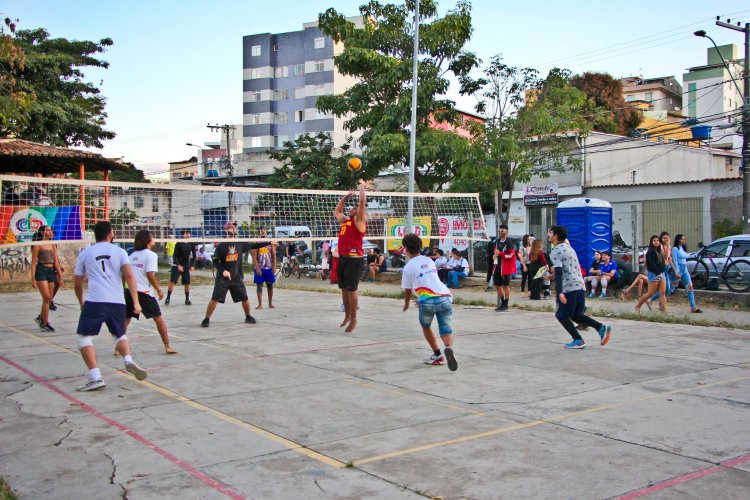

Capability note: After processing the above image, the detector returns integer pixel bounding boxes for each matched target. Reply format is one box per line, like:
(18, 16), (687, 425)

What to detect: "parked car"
(315, 239), (379, 262)
(611, 246), (646, 282)
(687, 234), (750, 289)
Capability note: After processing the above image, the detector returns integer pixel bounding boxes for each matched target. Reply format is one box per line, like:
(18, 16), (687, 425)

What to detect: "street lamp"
(694, 26), (750, 233)
(186, 142), (210, 178)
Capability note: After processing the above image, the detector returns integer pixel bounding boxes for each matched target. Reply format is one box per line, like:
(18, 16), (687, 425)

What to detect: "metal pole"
(631, 205), (638, 275)
(406, 0), (419, 234)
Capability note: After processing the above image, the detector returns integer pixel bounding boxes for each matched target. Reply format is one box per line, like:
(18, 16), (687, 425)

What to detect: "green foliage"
(317, 0), (482, 192)
(106, 207), (137, 229)
(83, 162), (149, 183)
(570, 72), (641, 136)
(462, 59), (590, 224)
(2, 24), (115, 147)
(712, 218), (743, 239)
(267, 133), (365, 190)
(0, 17), (34, 135)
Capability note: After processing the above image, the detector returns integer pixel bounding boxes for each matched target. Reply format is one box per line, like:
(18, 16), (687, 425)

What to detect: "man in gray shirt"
(547, 225), (612, 349)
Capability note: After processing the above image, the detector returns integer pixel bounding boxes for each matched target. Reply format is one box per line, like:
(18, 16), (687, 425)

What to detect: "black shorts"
(125, 291), (162, 319)
(492, 268), (511, 287)
(170, 266), (191, 285)
(337, 257), (364, 291)
(34, 264), (55, 282)
(555, 289), (586, 320)
(211, 278), (248, 303)
(77, 302), (126, 338)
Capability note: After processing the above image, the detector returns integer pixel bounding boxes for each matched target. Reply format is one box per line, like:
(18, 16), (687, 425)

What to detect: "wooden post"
(104, 170), (110, 221)
(79, 162), (85, 230)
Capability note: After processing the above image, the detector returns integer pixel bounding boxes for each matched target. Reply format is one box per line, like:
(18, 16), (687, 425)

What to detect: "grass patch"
(0, 477), (16, 500)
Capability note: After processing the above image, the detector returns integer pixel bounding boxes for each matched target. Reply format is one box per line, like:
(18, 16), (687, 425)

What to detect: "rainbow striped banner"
(0, 205), (83, 244)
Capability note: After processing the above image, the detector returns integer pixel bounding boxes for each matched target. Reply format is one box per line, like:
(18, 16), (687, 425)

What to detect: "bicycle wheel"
(724, 260), (750, 293)
(294, 262), (301, 279)
(688, 258), (708, 290)
(282, 263), (291, 278)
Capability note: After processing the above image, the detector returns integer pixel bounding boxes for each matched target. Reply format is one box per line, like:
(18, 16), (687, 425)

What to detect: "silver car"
(687, 234), (750, 290)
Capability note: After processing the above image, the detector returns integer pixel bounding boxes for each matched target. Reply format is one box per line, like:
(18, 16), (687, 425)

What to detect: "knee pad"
(77, 335), (93, 350)
(115, 335), (128, 344)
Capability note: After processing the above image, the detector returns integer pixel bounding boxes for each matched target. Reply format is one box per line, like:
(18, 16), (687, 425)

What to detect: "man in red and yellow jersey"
(334, 183), (367, 332)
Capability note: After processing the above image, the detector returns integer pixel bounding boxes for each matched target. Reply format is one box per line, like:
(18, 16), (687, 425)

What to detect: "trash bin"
(556, 198), (612, 268)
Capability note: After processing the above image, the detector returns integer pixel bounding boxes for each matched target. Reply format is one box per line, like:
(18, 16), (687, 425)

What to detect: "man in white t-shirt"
(123, 230), (176, 355)
(401, 234), (458, 371)
(73, 221), (148, 391)
(447, 248), (469, 288)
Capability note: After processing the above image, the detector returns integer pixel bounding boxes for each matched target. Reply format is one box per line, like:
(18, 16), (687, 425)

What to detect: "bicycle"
(280, 255), (301, 279)
(688, 241), (750, 293)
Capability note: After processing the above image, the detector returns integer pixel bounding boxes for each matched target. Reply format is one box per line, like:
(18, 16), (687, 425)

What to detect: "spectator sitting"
(584, 251), (602, 295)
(194, 246), (213, 269)
(590, 251), (619, 299)
(447, 248), (469, 289)
(434, 249), (449, 283)
(368, 248), (387, 281)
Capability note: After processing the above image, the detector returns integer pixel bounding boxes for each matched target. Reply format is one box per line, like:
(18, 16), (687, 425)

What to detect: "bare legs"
(340, 289), (358, 332)
(37, 281), (53, 325)
(422, 326), (453, 350)
(635, 278), (667, 314)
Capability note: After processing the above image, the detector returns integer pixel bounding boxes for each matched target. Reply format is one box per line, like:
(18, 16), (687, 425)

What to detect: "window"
(251, 113), (262, 125)
(152, 196), (159, 214)
(294, 87), (305, 99)
(314, 60), (325, 72)
(645, 92), (653, 102)
(251, 68), (262, 79)
(121, 196), (129, 208)
(295, 110), (304, 122)
(274, 135), (288, 147)
(273, 44), (278, 52)
(313, 84), (326, 96)
(293, 64), (305, 76)
(274, 112), (288, 124)
(251, 137), (262, 148)
(705, 241), (729, 258)
(625, 95), (635, 102)
(314, 37), (325, 49)
(251, 45), (261, 57)
(313, 109), (329, 120)
(274, 67), (288, 78)
(248, 91), (261, 102)
(730, 240), (750, 258)
(273, 89), (288, 101)
(134, 195), (144, 209)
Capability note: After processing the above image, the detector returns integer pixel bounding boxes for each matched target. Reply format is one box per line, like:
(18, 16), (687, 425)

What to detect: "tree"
(2, 24), (115, 147)
(82, 162), (149, 183)
(571, 72), (641, 136)
(107, 206), (137, 229)
(317, 0), (483, 192)
(0, 17), (34, 135)
(462, 58), (591, 225)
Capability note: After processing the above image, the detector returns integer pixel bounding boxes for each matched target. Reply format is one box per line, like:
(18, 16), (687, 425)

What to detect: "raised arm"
(334, 189), (354, 224)
(355, 183), (366, 232)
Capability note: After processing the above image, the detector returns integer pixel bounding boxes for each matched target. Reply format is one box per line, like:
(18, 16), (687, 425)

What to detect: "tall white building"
(683, 44), (745, 151)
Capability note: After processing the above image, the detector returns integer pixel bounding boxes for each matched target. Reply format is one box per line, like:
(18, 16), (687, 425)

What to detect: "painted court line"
(353, 375), (750, 465)
(614, 453), (750, 499)
(0, 354), (246, 500)
(0, 321), (346, 469)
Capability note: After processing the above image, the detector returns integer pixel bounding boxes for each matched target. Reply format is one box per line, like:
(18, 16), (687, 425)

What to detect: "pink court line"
(615, 453), (750, 499)
(0, 354), (246, 500)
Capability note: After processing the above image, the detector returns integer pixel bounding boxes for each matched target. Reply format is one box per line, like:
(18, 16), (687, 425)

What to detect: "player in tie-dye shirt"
(401, 234), (458, 372)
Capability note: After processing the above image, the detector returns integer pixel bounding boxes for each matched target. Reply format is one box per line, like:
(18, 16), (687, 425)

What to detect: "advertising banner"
(524, 183), (559, 206)
(0, 205), (83, 244)
(386, 216), (431, 250)
(437, 216), (488, 253)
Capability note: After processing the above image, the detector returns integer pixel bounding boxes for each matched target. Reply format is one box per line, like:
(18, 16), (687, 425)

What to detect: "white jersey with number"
(74, 242), (130, 304)
(129, 249), (158, 295)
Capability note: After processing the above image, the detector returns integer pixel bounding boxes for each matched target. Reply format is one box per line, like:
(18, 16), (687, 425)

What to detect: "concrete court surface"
(0, 286), (748, 500)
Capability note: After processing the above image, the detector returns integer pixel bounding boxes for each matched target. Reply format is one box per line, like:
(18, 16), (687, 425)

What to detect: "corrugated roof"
(0, 138), (127, 174)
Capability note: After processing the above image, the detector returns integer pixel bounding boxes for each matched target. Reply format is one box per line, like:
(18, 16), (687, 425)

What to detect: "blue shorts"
(253, 268), (276, 285)
(555, 289), (586, 321)
(417, 296), (453, 336)
(77, 302), (126, 338)
(647, 271), (664, 283)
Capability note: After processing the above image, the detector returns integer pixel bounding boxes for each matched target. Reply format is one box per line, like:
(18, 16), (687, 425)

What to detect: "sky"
(2, 0), (749, 179)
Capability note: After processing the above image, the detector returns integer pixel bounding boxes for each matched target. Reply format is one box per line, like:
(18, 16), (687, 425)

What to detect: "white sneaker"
(125, 361), (147, 381)
(76, 378), (106, 392)
(423, 354), (445, 366)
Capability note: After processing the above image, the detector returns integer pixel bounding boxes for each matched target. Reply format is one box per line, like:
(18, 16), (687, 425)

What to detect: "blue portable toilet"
(555, 198), (612, 269)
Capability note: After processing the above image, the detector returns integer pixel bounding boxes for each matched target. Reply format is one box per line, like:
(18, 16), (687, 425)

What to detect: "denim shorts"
(418, 296), (453, 336)
(647, 271), (664, 283)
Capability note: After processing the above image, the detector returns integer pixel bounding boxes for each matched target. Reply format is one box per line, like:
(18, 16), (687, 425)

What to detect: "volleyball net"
(0, 174), (488, 251)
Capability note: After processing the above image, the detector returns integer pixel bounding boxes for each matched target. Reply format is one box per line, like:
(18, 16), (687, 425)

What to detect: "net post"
(104, 170), (110, 221)
(79, 162), (85, 230)
(468, 211), (474, 272)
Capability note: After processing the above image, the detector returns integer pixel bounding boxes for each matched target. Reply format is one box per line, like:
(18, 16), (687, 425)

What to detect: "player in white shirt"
(400, 234), (458, 371)
(73, 222), (148, 392)
(123, 230), (176, 354)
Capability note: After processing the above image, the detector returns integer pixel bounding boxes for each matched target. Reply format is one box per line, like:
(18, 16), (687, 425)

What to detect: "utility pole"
(714, 18), (749, 233)
(406, 0), (419, 234)
(207, 123), (235, 223)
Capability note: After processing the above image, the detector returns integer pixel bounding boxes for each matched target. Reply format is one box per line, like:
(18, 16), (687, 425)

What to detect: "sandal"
(691, 308), (703, 313)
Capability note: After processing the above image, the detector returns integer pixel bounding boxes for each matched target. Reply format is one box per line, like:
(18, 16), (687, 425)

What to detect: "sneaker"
(564, 339), (586, 349)
(598, 293), (607, 300)
(185, 300), (192, 305)
(587, 292), (595, 299)
(495, 306), (504, 312)
(599, 324), (612, 346)
(49, 301), (57, 311)
(245, 315), (257, 324)
(201, 318), (209, 328)
(499, 304), (508, 311)
(444, 347), (458, 372)
(42, 323), (55, 332)
(34, 315), (43, 328)
(76, 378), (106, 392)
(164, 296), (170, 305)
(125, 361), (147, 381)
(424, 354), (445, 366)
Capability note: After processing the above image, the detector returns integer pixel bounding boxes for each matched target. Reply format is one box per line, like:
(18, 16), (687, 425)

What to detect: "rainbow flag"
(0, 205), (83, 244)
